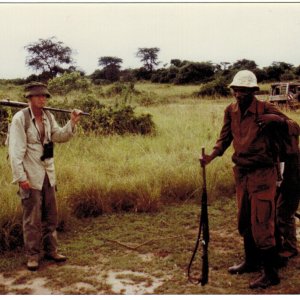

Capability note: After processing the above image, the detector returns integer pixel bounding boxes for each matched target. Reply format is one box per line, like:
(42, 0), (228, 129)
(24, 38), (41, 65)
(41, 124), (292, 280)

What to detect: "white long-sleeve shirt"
(9, 107), (74, 190)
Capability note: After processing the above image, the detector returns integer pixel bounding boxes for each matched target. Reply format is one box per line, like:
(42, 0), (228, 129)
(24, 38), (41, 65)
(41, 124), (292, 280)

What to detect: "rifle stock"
(0, 99), (90, 116)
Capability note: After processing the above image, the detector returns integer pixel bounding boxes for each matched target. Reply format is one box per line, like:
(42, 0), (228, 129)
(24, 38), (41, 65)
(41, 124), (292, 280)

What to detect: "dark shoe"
(228, 261), (260, 274)
(249, 272), (280, 289)
(250, 247), (281, 289)
(27, 257), (39, 271)
(44, 252), (67, 262)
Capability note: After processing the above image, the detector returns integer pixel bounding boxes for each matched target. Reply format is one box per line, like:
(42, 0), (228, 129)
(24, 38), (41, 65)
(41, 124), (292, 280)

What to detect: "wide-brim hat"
(24, 82), (51, 98)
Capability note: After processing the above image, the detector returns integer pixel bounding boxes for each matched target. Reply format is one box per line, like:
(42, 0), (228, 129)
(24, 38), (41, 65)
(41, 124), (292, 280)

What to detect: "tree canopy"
(25, 37), (74, 79)
(136, 47), (160, 72)
(98, 56), (123, 69)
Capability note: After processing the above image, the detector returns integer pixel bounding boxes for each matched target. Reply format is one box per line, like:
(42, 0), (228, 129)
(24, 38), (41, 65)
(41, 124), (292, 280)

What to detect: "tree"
(294, 65), (300, 77)
(97, 56), (123, 82)
(174, 62), (215, 84)
(264, 61), (294, 81)
(220, 62), (231, 70)
(231, 59), (257, 71)
(98, 56), (123, 69)
(136, 47), (160, 72)
(170, 59), (182, 68)
(25, 37), (74, 79)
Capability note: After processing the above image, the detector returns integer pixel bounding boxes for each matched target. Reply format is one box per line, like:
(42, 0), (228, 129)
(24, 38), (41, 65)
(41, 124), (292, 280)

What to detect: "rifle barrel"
(0, 99), (90, 116)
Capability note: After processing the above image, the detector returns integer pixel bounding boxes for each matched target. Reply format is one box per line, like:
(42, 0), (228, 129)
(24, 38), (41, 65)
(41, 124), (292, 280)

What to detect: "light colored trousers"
(19, 174), (58, 259)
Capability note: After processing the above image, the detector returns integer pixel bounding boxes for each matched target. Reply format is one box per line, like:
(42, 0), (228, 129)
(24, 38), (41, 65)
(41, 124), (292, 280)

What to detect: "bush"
(151, 68), (178, 83)
(0, 108), (12, 146)
(105, 82), (138, 98)
(87, 104), (155, 135)
(280, 71), (296, 81)
(195, 77), (230, 97)
(174, 62), (215, 84)
(47, 92), (155, 136)
(48, 72), (91, 95)
(0, 219), (23, 252)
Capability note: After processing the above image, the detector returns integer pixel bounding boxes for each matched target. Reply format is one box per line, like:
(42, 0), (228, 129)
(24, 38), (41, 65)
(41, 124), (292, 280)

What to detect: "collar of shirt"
(28, 106), (48, 122)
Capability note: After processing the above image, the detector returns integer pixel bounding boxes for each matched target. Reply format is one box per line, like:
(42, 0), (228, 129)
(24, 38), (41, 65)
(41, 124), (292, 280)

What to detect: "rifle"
(187, 147), (209, 285)
(0, 99), (90, 116)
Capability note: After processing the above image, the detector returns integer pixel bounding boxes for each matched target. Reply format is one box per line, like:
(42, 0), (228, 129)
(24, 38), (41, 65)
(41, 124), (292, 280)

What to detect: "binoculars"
(40, 141), (54, 161)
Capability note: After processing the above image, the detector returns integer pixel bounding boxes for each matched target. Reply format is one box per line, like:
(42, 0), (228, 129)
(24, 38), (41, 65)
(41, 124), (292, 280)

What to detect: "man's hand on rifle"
(19, 180), (31, 190)
(199, 154), (214, 167)
(71, 109), (82, 127)
(200, 150), (218, 167)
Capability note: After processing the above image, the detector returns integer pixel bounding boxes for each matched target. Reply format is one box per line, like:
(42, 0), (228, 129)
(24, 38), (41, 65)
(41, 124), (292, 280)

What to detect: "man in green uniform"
(201, 70), (298, 289)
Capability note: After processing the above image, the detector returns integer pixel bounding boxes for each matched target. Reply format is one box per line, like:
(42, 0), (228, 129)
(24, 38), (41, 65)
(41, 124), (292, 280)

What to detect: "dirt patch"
(0, 264), (166, 295)
(0, 271), (55, 295)
(107, 270), (164, 294)
(137, 253), (155, 262)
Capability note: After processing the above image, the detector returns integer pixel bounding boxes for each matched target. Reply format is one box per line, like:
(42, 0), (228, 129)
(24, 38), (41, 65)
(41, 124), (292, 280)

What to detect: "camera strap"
(22, 108), (53, 144)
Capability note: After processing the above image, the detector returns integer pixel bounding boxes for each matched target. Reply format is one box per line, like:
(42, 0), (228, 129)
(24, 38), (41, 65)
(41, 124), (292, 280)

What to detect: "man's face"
(29, 94), (47, 109)
(232, 87), (254, 105)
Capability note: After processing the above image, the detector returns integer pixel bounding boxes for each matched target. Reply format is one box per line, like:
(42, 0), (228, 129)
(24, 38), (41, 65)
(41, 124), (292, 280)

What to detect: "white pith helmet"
(229, 70), (259, 91)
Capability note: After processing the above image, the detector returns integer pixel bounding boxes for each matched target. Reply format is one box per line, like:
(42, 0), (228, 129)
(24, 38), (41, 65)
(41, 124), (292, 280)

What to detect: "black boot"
(228, 233), (261, 275)
(249, 247), (280, 289)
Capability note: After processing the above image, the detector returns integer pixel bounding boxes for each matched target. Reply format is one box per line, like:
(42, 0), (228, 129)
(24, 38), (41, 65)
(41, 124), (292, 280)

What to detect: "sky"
(1, 2), (300, 79)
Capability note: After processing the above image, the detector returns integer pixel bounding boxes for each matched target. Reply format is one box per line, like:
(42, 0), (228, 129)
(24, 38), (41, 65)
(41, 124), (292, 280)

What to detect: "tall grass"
(0, 99), (235, 249)
(1, 82), (299, 251)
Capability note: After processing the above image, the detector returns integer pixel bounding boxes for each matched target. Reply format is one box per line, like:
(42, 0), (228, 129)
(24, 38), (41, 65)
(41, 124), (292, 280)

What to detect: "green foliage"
(0, 220), (23, 252)
(231, 58), (257, 70)
(174, 62), (215, 84)
(24, 36), (74, 79)
(48, 88), (155, 135)
(151, 67), (178, 83)
(196, 77), (230, 97)
(136, 47), (160, 72)
(263, 61), (294, 82)
(104, 82), (141, 105)
(0, 109), (9, 145)
(88, 105), (155, 135)
(48, 72), (91, 95)
(280, 71), (296, 81)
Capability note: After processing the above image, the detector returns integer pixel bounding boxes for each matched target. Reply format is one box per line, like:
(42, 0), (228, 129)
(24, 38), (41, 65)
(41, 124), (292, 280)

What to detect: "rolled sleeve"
(50, 114), (75, 143)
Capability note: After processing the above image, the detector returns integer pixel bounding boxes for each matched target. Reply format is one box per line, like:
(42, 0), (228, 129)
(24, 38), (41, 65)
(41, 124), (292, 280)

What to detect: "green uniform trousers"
(233, 166), (277, 250)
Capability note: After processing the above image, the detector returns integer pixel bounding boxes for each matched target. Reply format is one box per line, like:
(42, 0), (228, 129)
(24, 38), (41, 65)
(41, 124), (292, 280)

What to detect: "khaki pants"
(19, 174), (58, 259)
(233, 166), (277, 250)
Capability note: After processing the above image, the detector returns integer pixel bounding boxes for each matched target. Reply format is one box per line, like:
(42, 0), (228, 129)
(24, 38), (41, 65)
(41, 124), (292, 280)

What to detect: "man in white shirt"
(9, 82), (81, 271)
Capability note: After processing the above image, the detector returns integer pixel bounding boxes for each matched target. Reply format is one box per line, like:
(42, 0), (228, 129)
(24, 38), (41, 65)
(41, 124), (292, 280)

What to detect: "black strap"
(22, 107), (53, 143)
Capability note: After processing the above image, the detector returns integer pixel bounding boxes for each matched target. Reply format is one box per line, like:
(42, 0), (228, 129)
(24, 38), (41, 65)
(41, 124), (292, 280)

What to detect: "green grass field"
(0, 82), (299, 294)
